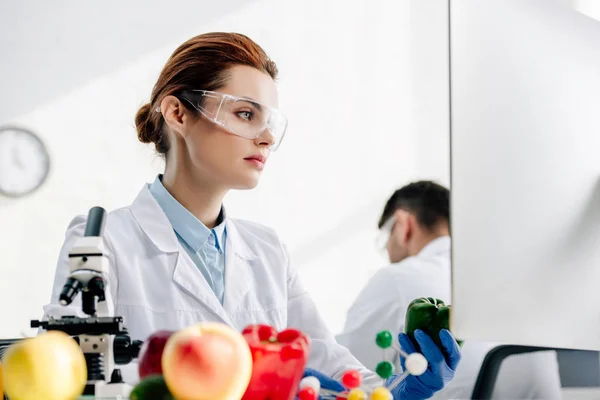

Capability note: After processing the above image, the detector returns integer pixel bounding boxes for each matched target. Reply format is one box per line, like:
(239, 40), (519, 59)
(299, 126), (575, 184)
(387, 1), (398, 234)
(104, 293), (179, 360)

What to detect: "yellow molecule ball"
(348, 388), (367, 400)
(370, 387), (393, 400)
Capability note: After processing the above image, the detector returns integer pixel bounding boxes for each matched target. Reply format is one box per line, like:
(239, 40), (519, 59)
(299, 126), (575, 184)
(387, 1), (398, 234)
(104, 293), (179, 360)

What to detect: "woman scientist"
(43, 32), (460, 399)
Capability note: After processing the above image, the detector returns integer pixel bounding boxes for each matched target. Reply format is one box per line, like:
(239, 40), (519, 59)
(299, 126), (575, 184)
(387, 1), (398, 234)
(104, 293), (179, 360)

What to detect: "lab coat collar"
(148, 175), (226, 253)
(225, 219), (257, 261)
(131, 184), (179, 253)
(419, 236), (451, 257)
(131, 184), (257, 261)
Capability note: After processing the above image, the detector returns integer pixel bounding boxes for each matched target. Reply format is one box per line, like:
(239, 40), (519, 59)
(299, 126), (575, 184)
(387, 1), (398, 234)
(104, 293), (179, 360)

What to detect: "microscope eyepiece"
(84, 207), (107, 237)
(59, 277), (83, 306)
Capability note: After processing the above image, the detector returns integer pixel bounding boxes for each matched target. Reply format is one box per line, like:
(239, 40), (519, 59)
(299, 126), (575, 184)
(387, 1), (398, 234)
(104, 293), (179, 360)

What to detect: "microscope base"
(83, 381), (132, 398)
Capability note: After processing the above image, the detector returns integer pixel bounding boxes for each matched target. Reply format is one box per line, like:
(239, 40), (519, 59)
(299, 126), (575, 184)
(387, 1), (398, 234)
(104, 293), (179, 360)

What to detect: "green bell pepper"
(404, 297), (463, 352)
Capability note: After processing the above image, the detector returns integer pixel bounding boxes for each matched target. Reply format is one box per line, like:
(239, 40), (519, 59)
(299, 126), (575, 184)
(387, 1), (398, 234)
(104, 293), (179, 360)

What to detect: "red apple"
(137, 330), (175, 379)
(162, 322), (253, 400)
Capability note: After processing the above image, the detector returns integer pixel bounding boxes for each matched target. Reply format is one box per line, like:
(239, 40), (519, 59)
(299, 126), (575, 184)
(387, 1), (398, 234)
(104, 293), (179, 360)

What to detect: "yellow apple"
(0, 359), (4, 396)
(162, 322), (253, 400)
(2, 330), (87, 400)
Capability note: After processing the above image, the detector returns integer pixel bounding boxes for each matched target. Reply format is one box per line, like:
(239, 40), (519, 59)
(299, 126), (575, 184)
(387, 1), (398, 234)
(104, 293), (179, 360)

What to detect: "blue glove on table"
(388, 329), (461, 400)
(301, 368), (345, 399)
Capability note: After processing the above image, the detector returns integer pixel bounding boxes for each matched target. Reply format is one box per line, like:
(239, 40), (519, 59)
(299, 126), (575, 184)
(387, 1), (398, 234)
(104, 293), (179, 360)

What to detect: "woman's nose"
(255, 126), (275, 147)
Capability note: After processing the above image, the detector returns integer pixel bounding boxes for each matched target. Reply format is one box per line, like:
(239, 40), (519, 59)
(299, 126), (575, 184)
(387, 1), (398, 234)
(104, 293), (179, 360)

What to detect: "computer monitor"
(450, 0), (600, 351)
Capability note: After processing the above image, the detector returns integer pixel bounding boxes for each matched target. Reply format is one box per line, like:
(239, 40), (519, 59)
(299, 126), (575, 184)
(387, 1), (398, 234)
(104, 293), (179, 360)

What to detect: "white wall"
(408, 1), (451, 186)
(573, 0), (600, 21)
(0, 0), (451, 338)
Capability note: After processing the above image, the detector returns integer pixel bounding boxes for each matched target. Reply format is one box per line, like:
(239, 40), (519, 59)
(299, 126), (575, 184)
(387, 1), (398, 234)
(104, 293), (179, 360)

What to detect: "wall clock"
(0, 126), (51, 197)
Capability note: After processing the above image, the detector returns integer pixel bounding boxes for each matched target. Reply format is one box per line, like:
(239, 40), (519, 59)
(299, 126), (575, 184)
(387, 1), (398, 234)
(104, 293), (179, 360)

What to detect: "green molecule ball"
(375, 330), (393, 349)
(376, 361), (394, 379)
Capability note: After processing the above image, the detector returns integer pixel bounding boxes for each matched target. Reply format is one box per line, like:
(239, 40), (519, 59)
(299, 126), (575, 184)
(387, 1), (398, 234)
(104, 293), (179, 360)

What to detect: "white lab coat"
(336, 237), (563, 400)
(42, 185), (381, 387)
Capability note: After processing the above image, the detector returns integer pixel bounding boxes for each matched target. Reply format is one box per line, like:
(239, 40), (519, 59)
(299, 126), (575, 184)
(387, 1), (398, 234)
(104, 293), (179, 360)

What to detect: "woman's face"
(182, 65), (280, 190)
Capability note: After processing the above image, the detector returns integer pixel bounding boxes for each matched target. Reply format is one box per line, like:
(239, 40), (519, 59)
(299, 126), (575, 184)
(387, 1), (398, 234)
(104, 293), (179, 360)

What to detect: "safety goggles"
(376, 216), (396, 253)
(178, 90), (288, 151)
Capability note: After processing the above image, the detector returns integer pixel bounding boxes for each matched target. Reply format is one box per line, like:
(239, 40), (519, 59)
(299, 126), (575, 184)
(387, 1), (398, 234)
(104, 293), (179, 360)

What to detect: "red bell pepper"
(241, 324), (310, 400)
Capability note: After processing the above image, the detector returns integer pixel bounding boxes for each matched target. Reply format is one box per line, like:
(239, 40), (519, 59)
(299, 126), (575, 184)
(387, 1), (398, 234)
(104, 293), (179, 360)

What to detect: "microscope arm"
(42, 212), (119, 323)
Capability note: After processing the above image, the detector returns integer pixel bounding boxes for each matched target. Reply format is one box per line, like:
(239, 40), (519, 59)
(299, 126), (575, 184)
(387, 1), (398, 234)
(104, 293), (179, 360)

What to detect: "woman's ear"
(160, 95), (188, 138)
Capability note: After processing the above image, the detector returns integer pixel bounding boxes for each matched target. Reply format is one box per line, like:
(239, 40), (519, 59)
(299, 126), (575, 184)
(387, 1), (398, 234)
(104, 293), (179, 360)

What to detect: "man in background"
(336, 181), (562, 399)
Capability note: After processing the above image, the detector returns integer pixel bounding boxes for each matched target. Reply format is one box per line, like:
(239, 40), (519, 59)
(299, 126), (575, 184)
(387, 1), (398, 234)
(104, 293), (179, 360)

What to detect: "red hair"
(135, 32), (278, 156)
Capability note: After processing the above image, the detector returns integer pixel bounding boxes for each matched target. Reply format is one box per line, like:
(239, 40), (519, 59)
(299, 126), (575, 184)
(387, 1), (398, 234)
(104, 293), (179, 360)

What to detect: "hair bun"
(135, 103), (157, 144)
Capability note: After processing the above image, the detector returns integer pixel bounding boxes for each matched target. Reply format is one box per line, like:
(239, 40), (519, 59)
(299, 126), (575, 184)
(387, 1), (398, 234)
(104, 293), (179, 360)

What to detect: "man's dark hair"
(378, 181), (450, 229)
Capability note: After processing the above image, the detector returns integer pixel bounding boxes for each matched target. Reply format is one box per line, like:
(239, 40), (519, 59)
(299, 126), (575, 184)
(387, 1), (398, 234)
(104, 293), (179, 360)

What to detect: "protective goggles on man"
(376, 216), (396, 253)
(177, 90), (288, 151)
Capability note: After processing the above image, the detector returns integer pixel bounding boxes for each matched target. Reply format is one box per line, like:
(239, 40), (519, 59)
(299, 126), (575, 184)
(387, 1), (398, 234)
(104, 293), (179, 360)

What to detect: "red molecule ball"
(297, 387), (318, 400)
(342, 369), (362, 389)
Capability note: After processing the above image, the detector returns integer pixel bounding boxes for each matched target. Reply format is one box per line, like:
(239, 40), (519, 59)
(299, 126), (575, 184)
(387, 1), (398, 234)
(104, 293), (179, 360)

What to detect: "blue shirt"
(148, 175), (227, 304)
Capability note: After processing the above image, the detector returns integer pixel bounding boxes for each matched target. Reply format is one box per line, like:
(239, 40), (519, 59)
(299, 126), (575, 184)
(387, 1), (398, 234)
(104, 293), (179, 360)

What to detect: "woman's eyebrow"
(237, 97), (263, 111)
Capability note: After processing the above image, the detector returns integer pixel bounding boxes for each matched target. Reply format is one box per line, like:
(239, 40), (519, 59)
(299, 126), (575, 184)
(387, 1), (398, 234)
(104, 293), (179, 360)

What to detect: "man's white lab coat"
(336, 236), (562, 399)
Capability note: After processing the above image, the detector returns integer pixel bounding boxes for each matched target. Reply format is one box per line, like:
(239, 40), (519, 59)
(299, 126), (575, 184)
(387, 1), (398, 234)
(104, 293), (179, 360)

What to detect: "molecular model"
(296, 331), (427, 400)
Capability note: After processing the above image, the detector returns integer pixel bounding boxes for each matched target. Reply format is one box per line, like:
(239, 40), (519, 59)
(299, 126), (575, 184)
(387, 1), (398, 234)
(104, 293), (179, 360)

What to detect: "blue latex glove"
(387, 329), (461, 400)
(301, 368), (345, 399)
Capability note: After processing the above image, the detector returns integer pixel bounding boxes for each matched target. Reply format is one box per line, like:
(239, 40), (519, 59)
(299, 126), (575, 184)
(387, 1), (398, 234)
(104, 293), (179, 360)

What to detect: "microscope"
(30, 206), (142, 398)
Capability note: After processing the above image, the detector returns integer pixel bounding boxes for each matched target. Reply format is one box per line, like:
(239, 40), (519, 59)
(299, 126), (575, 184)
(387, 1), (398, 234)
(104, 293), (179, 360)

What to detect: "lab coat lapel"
(130, 185), (178, 253)
(171, 251), (232, 324)
(130, 185), (232, 324)
(222, 220), (257, 315)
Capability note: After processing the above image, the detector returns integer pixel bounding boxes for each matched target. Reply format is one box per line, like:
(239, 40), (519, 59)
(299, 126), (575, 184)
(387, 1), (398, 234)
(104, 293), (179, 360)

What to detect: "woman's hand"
(299, 368), (345, 399)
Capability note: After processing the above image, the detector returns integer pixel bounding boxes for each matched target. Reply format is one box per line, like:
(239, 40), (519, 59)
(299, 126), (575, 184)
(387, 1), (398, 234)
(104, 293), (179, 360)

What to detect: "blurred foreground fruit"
(241, 325), (309, 400)
(0, 360), (4, 396)
(138, 330), (175, 379)
(162, 322), (253, 400)
(2, 330), (87, 400)
(130, 375), (174, 400)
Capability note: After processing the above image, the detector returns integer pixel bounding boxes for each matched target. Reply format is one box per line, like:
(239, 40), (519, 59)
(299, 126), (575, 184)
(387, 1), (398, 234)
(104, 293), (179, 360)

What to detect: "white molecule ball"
(405, 353), (428, 376)
(299, 376), (321, 392)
